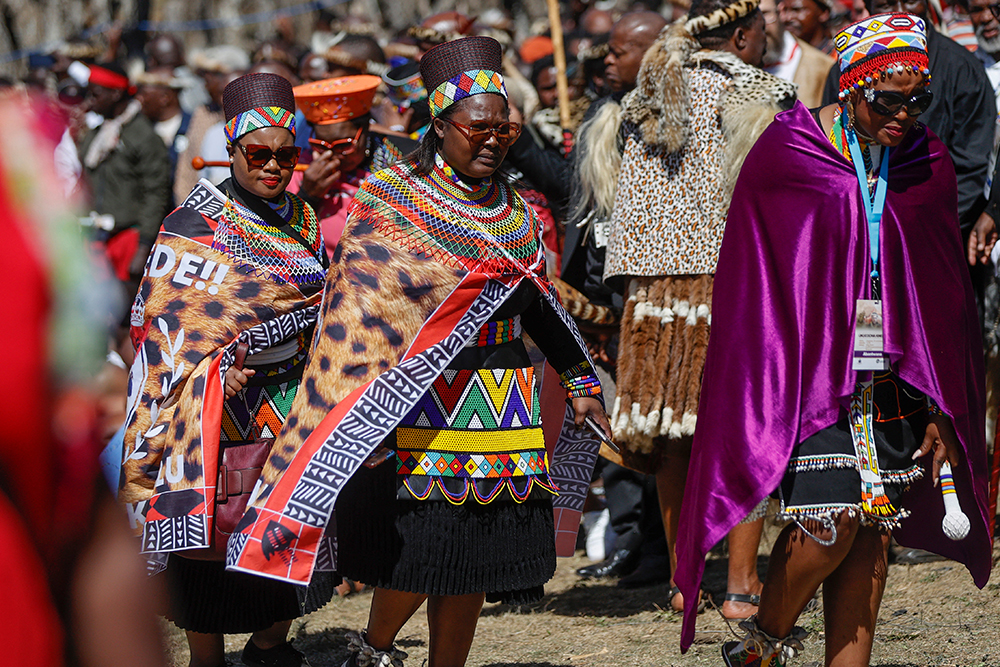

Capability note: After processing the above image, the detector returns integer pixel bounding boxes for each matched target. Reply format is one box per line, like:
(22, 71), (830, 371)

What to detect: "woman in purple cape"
(675, 13), (992, 667)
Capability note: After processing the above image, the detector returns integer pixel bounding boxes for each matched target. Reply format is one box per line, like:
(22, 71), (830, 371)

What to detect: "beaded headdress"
(835, 13), (930, 100)
(685, 0), (761, 36)
(384, 61), (428, 109)
(420, 36), (508, 117)
(222, 72), (296, 144)
(293, 75), (380, 125)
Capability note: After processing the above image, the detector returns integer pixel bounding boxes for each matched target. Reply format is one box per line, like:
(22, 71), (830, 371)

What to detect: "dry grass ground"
(161, 531), (1000, 667)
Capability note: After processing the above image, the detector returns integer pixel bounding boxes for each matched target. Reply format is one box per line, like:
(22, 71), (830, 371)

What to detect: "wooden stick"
(191, 156), (307, 171)
(546, 0), (573, 153)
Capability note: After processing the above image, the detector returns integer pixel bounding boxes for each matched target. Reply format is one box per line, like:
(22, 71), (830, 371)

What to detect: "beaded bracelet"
(560, 361), (602, 399)
(927, 397), (946, 418)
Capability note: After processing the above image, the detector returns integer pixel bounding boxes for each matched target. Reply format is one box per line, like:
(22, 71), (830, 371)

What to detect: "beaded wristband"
(927, 397), (946, 417)
(560, 361), (602, 399)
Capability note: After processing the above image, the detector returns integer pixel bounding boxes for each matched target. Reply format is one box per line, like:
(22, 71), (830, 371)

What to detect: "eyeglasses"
(863, 89), (934, 117)
(308, 126), (365, 155)
(236, 142), (301, 169)
(439, 117), (522, 148)
(968, 2), (1000, 19)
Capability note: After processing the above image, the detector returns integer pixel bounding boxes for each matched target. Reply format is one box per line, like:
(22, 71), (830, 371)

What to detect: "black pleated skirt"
(164, 556), (337, 634)
(778, 373), (926, 526)
(336, 459), (556, 605)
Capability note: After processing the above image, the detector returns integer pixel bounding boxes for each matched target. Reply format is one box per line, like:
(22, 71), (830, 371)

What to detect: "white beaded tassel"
(939, 461), (970, 541)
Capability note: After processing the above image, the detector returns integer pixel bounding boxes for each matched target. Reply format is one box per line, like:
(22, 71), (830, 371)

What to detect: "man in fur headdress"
(602, 0), (796, 613)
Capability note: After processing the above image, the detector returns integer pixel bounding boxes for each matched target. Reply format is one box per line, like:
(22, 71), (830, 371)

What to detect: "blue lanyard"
(846, 129), (889, 280)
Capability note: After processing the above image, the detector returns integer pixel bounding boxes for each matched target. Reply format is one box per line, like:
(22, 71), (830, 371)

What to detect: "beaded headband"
(835, 13), (930, 99)
(685, 0), (761, 36)
(224, 106), (296, 143)
(429, 69), (507, 117)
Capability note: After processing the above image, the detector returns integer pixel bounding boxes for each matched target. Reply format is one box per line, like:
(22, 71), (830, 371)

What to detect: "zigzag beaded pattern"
(429, 69), (507, 117)
(225, 106), (295, 142)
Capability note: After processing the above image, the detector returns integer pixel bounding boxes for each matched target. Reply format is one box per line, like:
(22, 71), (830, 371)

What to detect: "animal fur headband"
(685, 0), (761, 35)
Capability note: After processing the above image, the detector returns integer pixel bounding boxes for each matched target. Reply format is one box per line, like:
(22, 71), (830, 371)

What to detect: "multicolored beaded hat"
(222, 72), (296, 143)
(293, 75), (380, 125)
(419, 36), (508, 117)
(383, 61), (428, 109)
(835, 13), (930, 100)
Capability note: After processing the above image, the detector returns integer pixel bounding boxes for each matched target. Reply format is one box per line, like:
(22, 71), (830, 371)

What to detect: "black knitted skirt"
(163, 556), (337, 634)
(335, 459), (556, 605)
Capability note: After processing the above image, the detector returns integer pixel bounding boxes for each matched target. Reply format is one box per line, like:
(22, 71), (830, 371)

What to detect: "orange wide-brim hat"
(293, 74), (381, 125)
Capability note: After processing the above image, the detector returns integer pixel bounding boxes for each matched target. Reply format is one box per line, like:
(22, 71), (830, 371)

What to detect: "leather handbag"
(183, 342), (274, 561)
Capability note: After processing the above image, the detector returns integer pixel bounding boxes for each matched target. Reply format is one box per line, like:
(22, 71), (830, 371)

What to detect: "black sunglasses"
(236, 142), (301, 169)
(863, 89), (933, 117)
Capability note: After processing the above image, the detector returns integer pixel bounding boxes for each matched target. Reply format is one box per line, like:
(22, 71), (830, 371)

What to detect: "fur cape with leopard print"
(624, 18), (797, 199)
(602, 21), (797, 467)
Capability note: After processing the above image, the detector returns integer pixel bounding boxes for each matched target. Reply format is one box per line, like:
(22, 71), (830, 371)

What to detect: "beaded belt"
(466, 316), (522, 347)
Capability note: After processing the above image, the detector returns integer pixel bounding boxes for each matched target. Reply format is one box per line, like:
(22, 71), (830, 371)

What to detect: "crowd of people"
(4, 0), (1000, 665)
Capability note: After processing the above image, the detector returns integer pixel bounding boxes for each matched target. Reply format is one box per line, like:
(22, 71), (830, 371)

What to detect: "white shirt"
(764, 32), (803, 85)
(154, 112), (183, 149)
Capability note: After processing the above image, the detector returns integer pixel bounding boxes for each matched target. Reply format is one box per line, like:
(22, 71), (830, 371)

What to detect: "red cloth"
(101, 227), (140, 281)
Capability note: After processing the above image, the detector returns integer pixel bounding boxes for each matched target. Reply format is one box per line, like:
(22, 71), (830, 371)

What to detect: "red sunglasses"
(236, 142), (301, 169)
(308, 126), (365, 155)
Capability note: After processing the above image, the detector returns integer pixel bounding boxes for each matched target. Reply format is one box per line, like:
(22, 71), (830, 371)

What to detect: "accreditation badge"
(852, 299), (888, 371)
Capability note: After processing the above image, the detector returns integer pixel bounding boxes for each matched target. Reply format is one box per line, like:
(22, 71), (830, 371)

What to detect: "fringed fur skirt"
(611, 274), (712, 472)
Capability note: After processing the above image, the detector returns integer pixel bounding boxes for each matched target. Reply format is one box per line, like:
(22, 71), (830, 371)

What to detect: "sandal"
(668, 585), (707, 614)
(722, 592), (760, 620)
(336, 578), (367, 597)
(721, 616), (807, 667)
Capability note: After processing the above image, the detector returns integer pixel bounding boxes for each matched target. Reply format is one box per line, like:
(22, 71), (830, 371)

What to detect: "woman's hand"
(224, 365), (255, 398)
(376, 98), (414, 136)
(300, 150), (342, 201)
(914, 414), (963, 486)
(363, 446), (394, 468)
(572, 396), (612, 441)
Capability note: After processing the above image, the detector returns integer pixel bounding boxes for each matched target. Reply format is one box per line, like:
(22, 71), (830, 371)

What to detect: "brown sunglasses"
(439, 117), (521, 148)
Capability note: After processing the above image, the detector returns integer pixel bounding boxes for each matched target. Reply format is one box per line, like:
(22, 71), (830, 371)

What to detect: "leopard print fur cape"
(121, 180), (323, 555)
(225, 167), (602, 584)
(623, 19), (798, 197)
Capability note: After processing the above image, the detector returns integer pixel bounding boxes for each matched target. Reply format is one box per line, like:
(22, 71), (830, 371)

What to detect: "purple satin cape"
(676, 102), (990, 650)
